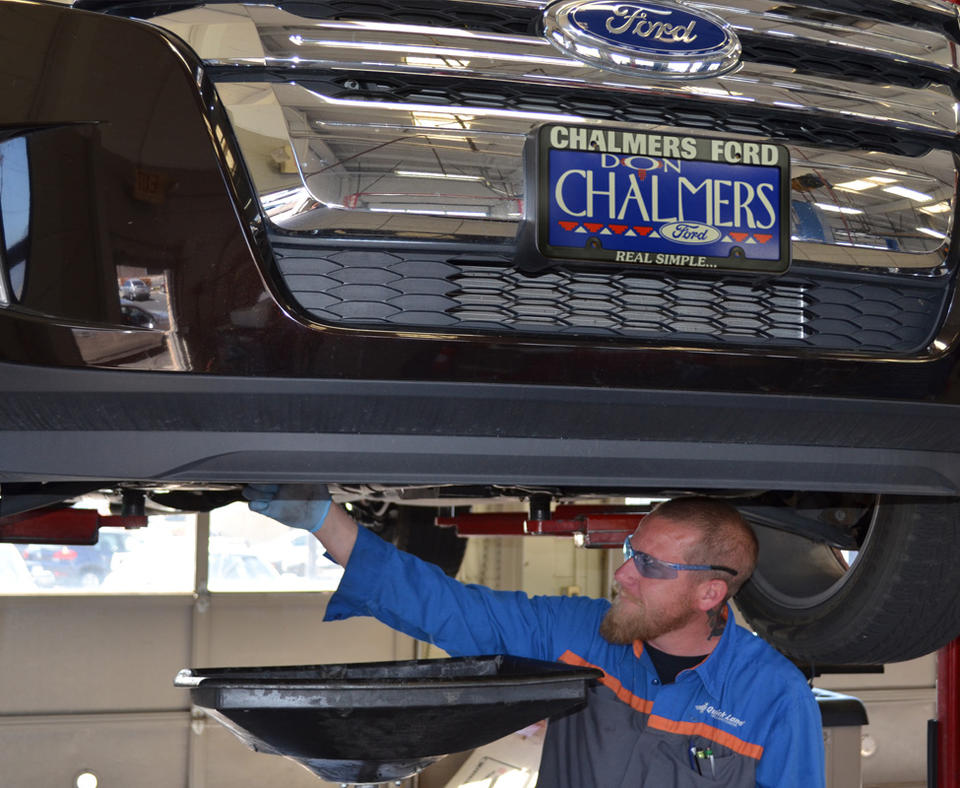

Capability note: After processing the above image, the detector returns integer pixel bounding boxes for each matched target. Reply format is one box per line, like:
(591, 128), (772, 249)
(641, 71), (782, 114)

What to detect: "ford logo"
(543, 0), (741, 79)
(659, 222), (723, 244)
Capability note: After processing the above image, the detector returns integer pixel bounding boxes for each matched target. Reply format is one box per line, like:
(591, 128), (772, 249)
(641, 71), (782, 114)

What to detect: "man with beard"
(246, 485), (824, 788)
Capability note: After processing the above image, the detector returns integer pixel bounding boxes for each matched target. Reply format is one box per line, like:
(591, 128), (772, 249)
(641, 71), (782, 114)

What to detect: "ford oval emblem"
(543, 0), (741, 79)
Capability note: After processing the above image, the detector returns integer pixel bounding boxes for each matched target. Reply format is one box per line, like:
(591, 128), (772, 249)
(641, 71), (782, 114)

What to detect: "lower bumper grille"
(274, 241), (945, 353)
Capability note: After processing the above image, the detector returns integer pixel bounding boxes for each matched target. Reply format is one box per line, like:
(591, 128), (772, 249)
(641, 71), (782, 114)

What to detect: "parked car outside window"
(20, 529), (134, 588)
(119, 278), (150, 301)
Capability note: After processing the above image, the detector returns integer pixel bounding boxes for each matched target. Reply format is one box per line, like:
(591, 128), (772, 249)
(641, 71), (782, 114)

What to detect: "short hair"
(647, 497), (758, 597)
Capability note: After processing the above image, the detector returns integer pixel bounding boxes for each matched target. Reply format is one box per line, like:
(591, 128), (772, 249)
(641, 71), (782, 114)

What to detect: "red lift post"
(940, 638), (960, 788)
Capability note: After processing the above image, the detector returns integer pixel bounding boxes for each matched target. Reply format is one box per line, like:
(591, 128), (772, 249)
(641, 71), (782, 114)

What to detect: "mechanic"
(245, 484), (825, 788)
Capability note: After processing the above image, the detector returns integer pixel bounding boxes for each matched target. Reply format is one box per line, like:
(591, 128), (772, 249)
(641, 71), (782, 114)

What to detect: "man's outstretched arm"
(242, 484), (603, 662)
(243, 484), (357, 566)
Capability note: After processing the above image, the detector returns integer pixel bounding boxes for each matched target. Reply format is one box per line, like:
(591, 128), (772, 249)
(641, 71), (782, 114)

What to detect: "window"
(8, 515), (195, 594)
(208, 503), (343, 592)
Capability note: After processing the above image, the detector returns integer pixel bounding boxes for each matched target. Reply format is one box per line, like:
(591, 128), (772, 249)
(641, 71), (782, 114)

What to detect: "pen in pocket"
(689, 746), (701, 775)
(689, 746), (715, 777)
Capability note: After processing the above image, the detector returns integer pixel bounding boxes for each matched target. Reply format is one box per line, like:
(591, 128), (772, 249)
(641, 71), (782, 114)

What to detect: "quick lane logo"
(695, 702), (747, 728)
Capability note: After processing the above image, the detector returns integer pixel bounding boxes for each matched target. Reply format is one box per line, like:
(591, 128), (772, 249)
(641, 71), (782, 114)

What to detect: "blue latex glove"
(243, 484), (332, 533)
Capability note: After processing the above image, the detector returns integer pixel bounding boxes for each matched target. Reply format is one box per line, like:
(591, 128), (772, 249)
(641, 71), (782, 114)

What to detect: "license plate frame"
(532, 124), (791, 275)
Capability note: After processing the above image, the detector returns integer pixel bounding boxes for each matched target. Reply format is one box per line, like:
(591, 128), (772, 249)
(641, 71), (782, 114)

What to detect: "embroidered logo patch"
(694, 702), (747, 728)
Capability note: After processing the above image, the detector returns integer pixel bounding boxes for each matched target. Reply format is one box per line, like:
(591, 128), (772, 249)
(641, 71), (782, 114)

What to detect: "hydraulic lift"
(939, 638), (960, 788)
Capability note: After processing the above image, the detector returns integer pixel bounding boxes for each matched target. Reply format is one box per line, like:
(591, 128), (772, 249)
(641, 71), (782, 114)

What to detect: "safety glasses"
(622, 537), (738, 579)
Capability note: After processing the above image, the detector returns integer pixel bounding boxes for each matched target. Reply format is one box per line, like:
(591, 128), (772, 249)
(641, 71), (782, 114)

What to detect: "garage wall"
(0, 592), (414, 788)
(817, 656), (936, 788)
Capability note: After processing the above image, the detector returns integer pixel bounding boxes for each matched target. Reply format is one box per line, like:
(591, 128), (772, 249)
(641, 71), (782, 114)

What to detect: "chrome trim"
(887, 0), (960, 15)
(161, 6), (960, 135)
(160, 2), (960, 76)
(150, 1), (958, 273)
(708, 1), (959, 71)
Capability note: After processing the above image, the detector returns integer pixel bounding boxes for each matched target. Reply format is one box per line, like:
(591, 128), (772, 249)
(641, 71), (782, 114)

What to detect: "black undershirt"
(644, 642), (707, 684)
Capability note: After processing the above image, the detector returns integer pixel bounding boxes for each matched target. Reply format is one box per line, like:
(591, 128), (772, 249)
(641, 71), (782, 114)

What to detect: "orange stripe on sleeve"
(647, 715), (765, 760)
(559, 650), (654, 715)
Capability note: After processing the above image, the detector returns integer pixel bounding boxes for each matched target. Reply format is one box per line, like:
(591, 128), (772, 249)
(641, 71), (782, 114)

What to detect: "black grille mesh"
(739, 36), (952, 90)
(273, 244), (943, 352)
(281, 0), (537, 35)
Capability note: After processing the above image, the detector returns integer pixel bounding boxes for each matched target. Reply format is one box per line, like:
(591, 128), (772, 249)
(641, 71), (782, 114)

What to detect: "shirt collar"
(682, 601), (739, 699)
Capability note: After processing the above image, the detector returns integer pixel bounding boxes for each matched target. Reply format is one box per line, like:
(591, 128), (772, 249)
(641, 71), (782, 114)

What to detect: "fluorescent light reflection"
(883, 185), (933, 202)
(404, 55), (470, 69)
(815, 203), (863, 215)
(301, 19), (536, 48)
(834, 176), (897, 192)
(394, 170), (484, 181)
(917, 227), (948, 239)
(370, 208), (488, 217)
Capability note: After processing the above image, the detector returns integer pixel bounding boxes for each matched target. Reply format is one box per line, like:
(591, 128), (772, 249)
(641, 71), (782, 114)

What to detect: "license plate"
(534, 124), (790, 274)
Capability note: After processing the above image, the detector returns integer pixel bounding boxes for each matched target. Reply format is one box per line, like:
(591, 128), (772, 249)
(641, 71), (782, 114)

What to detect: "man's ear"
(696, 578), (729, 611)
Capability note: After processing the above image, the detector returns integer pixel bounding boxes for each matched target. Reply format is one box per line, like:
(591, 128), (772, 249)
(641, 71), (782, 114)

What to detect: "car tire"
(735, 496), (960, 664)
(78, 568), (104, 588)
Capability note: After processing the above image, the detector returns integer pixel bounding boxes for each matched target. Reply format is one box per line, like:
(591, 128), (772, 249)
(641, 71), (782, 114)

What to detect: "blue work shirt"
(325, 526), (825, 788)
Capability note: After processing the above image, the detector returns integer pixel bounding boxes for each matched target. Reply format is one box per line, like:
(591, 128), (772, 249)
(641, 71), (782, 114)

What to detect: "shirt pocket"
(646, 734), (756, 788)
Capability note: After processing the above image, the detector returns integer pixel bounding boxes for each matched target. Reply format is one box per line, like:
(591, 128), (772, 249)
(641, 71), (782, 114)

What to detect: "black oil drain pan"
(175, 654), (602, 784)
